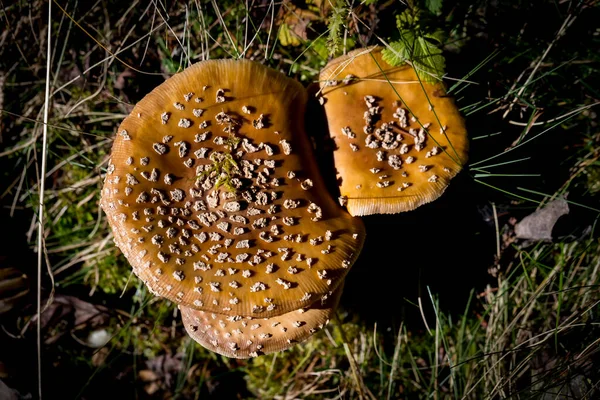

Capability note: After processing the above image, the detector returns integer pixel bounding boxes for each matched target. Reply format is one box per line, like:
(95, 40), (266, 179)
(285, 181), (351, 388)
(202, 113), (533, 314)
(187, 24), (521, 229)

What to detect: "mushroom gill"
(100, 59), (364, 357)
(318, 46), (469, 216)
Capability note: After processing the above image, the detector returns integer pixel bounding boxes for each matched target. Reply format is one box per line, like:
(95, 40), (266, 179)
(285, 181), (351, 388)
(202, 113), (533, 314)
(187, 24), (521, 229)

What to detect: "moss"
(2, 1), (600, 398)
(82, 254), (132, 295)
(585, 165), (600, 194)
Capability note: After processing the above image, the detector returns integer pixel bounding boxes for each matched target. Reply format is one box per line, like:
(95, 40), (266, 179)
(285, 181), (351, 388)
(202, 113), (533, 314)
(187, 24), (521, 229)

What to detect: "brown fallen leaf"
(113, 69), (135, 90)
(515, 198), (569, 241)
(0, 266), (29, 315)
(91, 346), (110, 367)
(138, 369), (158, 382)
(144, 382), (160, 396)
(34, 295), (110, 344)
(144, 353), (183, 388)
(277, 1), (330, 47)
(0, 379), (19, 400)
(278, 7), (319, 46)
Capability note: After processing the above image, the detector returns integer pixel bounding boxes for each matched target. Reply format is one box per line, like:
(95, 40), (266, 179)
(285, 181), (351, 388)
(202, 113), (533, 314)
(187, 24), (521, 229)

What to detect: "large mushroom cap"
(319, 47), (469, 216)
(100, 59), (364, 319)
(180, 283), (343, 358)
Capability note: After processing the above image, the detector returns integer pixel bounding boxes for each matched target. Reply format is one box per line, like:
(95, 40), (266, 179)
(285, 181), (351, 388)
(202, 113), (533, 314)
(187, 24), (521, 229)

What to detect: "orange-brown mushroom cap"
(100, 59), (364, 318)
(319, 47), (469, 216)
(180, 283), (343, 358)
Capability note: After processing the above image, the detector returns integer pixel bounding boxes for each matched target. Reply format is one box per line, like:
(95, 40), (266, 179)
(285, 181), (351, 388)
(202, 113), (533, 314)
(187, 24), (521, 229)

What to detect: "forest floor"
(0, 0), (599, 399)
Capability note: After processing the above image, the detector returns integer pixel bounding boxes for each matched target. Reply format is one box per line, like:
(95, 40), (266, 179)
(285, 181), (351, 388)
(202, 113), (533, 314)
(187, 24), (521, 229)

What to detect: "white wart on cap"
(319, 46), (469, 216)
(180, 283), (343, 358)
(100, 59), (365, 320)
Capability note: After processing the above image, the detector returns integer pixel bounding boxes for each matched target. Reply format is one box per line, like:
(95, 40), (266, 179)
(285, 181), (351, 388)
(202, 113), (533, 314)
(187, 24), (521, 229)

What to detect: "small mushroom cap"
(319, 47), (469, 216)
(100, 59), (364, 318)
(180, 283), (343, 358)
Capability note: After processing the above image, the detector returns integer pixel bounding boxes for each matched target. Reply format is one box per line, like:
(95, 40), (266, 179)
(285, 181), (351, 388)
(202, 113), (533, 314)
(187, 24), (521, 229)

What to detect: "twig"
(418, 297), (432, 335)
(37, 2), (53, 397)
(492, 202), (500, 260)
(265, 0), (275, 60)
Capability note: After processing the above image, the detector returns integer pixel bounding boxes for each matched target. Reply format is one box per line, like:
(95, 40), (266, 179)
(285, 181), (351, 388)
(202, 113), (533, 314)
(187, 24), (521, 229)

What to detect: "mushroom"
(100, 59), (365, 354)
(180, 283), (342, 358)
(318, 46), (469, 216)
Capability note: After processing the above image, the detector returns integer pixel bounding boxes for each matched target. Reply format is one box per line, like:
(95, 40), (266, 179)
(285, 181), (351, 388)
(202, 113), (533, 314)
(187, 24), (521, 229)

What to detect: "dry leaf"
(515, 198), (569, 240)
